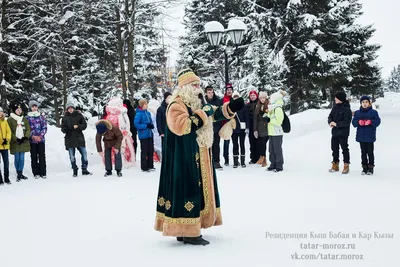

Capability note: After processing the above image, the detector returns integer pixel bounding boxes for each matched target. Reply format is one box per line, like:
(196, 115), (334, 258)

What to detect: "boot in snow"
(82, 169), (92, 176)
(214, 162), (223, 170)
(342, 163), (350, 174)
(261, 156), (268, 167)
(117, 171), (123, 177)
(224, 158), (229, 166)
(241, 155), (246, 168)
(104, 171), (112, 177)
(233, 155), (239, 168)
(73, 168), (78, 177)
(329, 162), (339, 172)
(0, 172), (3, 185)
(183, 236), (210, 246)
(20, 172), (28, 180)
(256, 156), (264, 165)
(4, 169), (11, 184)
(361, 165), (368, 175)
(367, 164), (374, 175)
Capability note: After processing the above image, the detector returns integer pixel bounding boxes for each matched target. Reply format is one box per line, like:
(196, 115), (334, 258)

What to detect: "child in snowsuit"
(0, 107), (12, 185)
(328, 91), (352, 174)
(351, 96), (381, 175)
(96, 119), (124, 177)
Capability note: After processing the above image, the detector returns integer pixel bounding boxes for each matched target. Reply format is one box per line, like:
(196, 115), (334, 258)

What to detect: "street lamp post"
(204, 19), (246, 87)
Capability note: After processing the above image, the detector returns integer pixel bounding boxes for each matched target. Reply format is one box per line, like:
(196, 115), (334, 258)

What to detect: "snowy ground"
(1, 93), (399, 267)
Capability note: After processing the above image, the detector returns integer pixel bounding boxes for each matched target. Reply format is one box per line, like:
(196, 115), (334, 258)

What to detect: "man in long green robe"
(154, 69), (244, 245)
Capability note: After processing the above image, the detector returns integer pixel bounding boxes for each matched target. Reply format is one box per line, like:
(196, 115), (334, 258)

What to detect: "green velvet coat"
(7, 115), (31, 154)
(155, 97), (234, 237)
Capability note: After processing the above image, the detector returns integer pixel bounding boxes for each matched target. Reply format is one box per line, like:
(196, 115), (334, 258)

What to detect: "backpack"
(274, 107), (291, 133)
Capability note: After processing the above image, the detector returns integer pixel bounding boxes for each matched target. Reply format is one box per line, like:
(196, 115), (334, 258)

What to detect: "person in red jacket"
(222, 83), (233, 166)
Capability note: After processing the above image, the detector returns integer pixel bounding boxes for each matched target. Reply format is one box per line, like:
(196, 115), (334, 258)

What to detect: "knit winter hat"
(123, 99), (131, 106)
(177, 68), (200, 87)
(248, 90), (258, 99)
(360, 95), (371, 103)
(269, 90), (287, 104)
(335, 91), (347, 103)
(29, 100), (39, 109)
(66, 102), (75, 110)
(232, 91), (240, 98)
(259, 91), (268, 99)
(163, 91), (172, 100)
(10, 103), (22, 113)
(226, 83), (233, 91)
(96, 123), (108, 135)
(138, 99), (148, 108)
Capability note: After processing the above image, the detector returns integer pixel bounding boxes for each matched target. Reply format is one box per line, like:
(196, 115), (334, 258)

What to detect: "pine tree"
(386, 65), (400, 92)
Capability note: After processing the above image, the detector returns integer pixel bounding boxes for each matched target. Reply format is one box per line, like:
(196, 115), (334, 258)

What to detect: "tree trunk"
(61, 52), (68, 112)
(0, 0), (8, 110)
(116, 5), (127, 98)
(125, 0), (136, 99)
(51, 54), (60, 127)
(289, 75), (299, 115)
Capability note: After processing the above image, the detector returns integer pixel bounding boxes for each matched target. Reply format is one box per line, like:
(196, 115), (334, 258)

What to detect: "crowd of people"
(0, 81), (382, 186)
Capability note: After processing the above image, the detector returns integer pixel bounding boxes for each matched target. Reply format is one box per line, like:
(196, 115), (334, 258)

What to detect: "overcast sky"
(164, 0), (399, 77)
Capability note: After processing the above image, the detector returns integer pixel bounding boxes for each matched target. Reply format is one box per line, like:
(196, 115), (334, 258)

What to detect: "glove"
(364, 120), (372, 126)
(358, 120), (365, 126)
(228, 97), (245, 113)
(202, 104), (214, 117)
(147, 123), (154, 129)
(22, 137), (28, 143)
(262, 116), (270, 123)
(254, 131), (258, 139)
(16, 138), (23, 145)
(2, 139), (7, 145)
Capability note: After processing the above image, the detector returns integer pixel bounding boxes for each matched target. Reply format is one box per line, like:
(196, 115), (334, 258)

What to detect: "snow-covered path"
(1, 94), (399, 267)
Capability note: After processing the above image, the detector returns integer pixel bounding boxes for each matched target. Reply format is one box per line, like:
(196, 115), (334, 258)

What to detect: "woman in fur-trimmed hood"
(154, 68), (245, 246)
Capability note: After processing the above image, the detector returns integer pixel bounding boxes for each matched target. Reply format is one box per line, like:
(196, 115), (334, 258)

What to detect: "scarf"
(28, 111), (41, 117)
(10, 113), (24, 139)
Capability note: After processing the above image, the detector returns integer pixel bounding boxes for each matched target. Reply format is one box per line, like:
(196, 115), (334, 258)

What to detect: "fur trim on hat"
(177, 68), (200, 87)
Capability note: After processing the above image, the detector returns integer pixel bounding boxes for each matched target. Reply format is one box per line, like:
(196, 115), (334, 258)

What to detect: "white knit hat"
(232, 91), (240, 98)
(259, 91), (268, 99)
(269, 90), (287, 104)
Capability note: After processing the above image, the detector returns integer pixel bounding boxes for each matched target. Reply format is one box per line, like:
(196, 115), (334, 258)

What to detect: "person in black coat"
(205, 85), (223, 169)
(61, 103), (91, 177)
(156, 91), (172, 148)
(231, 91), (250, 168)
(328, 91), (353, 174)
(123, 99), (138, 157)
(245, 89), (259, 164)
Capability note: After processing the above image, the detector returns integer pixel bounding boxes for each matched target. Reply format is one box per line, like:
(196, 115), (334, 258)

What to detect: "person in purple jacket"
(26, 100), (47, 179)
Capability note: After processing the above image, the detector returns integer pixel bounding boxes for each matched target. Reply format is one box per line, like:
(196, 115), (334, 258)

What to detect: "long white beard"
(172, 85), (214, 148)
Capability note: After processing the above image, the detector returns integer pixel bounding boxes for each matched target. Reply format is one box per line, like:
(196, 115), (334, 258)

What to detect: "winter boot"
(177, 237), (184, 242)
(183, 236), (210, 246)
(241, 155), (246, 168)
(34, 175), (40, 179)
(267, 166), (275, 171)
(224, 158), (229, 166)
(256, 156), (264, 165)
(329, 162), (339, 172)
(104, 171), (112, 177)
(20, 172), (28, 180)
(4, 169), (10, 184)
(0, 172), (3, 185)
(117, 171), (123, 177)
(233, 156), (239, 168)
(73, 168), (78, 177)
(214, 162), (223, 170)
(82, 169), (92, 176)
(261, 156), (268, 167)
(367, 164), (374, 175)
(361, 165), (368, 175)
(342, 163), (350, 174)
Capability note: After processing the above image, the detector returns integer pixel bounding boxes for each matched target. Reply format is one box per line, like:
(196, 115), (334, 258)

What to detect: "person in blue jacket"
(352, 95), (381, 175)
(134, 99), (155, 172)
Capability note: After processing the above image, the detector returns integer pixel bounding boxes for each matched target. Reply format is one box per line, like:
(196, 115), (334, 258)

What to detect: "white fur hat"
(232, 91), (240, 98)
(269, 90), (287, 104)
